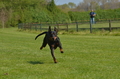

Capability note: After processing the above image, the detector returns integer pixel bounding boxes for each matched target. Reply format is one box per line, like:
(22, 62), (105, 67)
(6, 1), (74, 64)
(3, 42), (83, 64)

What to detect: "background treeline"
(68, 9), (120, 21)
(58, 0), (120, 12)
(0, 0), (70, 28)
(0, 0), (120, 28)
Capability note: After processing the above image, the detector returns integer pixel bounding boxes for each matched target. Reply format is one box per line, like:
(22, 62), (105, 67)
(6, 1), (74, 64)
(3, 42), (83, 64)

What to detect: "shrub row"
(68, 9), (120, 21)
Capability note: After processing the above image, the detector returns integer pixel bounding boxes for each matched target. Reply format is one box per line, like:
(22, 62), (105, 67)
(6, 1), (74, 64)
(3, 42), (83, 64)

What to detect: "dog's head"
(48, 26), (58, 41)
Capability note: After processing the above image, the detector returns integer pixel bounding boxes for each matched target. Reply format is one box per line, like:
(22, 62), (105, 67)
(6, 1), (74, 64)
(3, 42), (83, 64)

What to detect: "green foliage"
(47, 0), (70, 22)
(68, 9), (120, 21)
(68, 11), (90, 21)
(1, 0), (120, 28)
(47, 0), (56, 12)
(0, 0), (70, 27)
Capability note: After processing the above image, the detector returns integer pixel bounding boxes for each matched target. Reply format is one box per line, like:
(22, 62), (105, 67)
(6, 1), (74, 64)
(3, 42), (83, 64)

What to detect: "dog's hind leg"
(50, 47), (57, 63)
(40, 35), (47, 50)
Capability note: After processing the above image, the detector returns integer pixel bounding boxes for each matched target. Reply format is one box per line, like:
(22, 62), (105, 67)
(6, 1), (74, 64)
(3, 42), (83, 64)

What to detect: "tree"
(0, 2), (9, 28)
(47, 0), (56, 12)
(68, 2), (76, 8)
(57, 4), (70, 12)
(90, 1), (100, 10)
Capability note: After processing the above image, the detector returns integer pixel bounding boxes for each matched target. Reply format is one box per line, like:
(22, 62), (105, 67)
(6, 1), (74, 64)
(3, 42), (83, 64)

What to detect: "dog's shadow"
(28, 61), (44, 65)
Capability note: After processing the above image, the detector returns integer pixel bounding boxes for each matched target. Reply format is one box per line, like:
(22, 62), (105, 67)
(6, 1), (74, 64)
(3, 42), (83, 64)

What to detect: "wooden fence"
(18, 20), (120, 33)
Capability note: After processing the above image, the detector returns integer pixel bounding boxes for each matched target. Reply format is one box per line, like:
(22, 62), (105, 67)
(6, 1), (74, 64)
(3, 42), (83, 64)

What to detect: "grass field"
(0, 28), (120, 79)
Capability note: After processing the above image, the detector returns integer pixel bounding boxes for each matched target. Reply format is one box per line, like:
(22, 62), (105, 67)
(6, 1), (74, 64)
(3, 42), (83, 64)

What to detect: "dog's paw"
(40, 47), (43, 50)
(60, 51), (64, 53)
(60, 49), (64, 53)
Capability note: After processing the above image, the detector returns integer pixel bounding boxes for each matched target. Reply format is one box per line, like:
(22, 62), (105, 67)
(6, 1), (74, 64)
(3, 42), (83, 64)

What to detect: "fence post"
(21, 23), (23, 29)
(40, 22), (42, 31)
(56, 22), (59, 30)
(23, 23), (26, 30)
(109, 20), (112, 32)
(18, 23), (21, 29)
(76, 22), (78, 32)
(90, 23), (92, 33)
(29, 23), (31, 30)
(35, 24), (37, 31)
(66, 23), (68, 32)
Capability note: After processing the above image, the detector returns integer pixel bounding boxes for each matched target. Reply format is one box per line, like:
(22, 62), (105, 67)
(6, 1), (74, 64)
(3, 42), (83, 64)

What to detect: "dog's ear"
(54, 27), (58, 33)
(48, 26), (51, 32)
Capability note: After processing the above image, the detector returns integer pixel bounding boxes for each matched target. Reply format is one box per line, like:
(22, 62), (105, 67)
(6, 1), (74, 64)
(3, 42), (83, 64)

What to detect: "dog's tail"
(35, 32), (47, 40)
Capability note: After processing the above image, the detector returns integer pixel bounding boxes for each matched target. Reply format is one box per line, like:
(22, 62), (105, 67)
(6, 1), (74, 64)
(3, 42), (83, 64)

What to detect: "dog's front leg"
(50, 47), (57, 63)
(58, 45), (64, 53)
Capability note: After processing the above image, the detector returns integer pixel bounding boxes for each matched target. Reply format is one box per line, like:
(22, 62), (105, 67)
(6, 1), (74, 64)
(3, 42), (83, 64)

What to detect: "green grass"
(0, 28), (120, 79)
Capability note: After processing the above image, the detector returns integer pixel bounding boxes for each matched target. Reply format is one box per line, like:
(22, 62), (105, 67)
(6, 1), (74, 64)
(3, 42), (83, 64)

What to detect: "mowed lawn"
(0, 28), (120, 79)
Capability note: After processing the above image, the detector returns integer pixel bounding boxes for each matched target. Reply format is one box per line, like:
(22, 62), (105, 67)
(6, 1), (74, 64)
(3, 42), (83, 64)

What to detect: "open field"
(0, 28), (120, 79)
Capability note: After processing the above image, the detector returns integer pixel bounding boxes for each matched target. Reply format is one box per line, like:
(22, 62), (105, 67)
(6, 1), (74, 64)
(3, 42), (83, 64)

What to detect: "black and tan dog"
(35, 26), (63, 63)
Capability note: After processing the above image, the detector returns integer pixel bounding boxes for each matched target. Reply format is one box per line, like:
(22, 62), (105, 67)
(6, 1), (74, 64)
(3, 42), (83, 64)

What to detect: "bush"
(68, 9), (120, 22)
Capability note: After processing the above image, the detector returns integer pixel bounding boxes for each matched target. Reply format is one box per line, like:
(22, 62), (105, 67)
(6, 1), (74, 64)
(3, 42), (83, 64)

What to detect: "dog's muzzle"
(49, 37), (57, 41)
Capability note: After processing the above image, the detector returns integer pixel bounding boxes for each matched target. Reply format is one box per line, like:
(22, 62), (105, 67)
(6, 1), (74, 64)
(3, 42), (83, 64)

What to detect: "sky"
(55, 0), (83, 5)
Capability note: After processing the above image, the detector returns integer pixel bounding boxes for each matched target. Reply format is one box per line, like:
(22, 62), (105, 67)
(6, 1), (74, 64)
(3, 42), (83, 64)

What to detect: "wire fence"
(18, 20), (120, 33)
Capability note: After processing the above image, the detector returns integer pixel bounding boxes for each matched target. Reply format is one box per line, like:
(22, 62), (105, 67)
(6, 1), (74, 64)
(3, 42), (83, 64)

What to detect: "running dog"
(35, 26), (63, 63)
